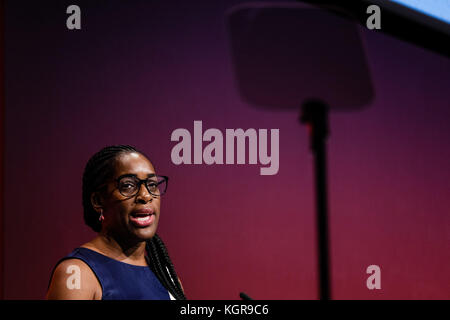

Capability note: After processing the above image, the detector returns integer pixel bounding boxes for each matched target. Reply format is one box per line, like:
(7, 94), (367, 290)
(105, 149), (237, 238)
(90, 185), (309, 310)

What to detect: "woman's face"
(99, 152), (161, 243)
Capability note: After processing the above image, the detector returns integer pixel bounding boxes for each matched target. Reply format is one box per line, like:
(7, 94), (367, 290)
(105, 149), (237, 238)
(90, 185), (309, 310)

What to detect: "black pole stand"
(300, 99), (331, 300)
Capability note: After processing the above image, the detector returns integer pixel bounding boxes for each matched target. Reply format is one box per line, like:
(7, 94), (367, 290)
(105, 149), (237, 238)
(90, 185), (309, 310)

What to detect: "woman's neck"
(83, 233), (148, 266)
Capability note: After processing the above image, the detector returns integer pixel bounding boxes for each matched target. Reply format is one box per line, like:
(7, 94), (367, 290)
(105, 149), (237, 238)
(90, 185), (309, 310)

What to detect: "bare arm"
(46, 259), (102, 300)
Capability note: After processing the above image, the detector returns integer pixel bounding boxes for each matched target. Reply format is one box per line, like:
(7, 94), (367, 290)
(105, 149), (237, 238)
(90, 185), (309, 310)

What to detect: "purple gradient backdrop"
(2, 0), (450, 299)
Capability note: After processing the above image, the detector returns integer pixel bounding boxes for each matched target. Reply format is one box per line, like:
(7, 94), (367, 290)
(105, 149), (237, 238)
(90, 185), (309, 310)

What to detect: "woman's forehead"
(114, 152), (155, 176)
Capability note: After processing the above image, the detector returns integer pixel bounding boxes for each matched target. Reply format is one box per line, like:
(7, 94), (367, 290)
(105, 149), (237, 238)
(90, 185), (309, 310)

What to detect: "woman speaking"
(47, 145), (186, 300)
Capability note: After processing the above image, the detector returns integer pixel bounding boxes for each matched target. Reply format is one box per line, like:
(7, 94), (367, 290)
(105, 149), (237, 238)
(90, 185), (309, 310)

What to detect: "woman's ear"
(90, 192), (103, 213)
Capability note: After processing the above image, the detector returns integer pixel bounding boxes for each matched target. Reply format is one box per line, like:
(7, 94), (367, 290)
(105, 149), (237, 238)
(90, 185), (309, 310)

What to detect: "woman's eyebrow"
(117, 173), (137, 179)
(117, 173), (156, 179)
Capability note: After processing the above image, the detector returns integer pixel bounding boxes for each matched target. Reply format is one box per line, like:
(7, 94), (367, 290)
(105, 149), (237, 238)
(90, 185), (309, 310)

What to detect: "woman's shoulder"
(46, 257), (102, 299)
(52, 256), (94, 275)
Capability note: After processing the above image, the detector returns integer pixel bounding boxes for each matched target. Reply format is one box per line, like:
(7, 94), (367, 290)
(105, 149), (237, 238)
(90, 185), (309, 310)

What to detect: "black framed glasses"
(114, 174), (169, 198)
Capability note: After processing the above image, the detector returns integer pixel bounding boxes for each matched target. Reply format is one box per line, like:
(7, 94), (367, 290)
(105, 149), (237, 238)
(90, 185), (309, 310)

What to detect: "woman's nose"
(136, 183), (153, 203)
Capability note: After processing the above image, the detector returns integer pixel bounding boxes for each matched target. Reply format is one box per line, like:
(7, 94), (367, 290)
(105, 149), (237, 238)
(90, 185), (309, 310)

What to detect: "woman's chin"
(130, 225), (157, 241)
(126, 215), (159, 240)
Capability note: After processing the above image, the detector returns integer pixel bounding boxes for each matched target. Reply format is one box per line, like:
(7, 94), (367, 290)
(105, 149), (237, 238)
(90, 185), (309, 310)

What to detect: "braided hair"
(82, 145), (186, 300)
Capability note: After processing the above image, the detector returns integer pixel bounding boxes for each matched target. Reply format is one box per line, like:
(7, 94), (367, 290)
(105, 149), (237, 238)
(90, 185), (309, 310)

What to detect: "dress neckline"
(78, 247), (150, 268)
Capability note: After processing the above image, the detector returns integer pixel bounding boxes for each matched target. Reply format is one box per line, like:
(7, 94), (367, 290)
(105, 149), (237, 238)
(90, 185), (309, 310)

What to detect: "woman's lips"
(130, 208), (155, 228)
(129, 214), (155, 227)
(133, 208), (154, 215)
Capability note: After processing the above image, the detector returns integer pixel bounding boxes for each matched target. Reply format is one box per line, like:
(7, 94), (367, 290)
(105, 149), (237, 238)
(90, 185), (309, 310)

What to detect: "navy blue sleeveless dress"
(54, 247), (171, 300)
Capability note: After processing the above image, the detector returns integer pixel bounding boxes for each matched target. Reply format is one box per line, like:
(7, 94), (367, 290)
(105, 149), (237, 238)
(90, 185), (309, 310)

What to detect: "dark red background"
(1, 0), (449, 299)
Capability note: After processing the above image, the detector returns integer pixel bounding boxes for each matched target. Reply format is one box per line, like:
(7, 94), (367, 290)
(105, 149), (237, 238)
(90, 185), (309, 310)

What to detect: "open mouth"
(130, 210), (155, 227)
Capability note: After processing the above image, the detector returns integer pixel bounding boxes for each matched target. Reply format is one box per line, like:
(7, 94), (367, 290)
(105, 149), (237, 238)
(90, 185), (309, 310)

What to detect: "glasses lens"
(118, 176), (138, 197)
(147, 176), (167, 196)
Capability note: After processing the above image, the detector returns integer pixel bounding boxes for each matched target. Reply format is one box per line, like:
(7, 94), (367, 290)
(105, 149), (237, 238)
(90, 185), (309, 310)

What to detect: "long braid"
(147, 234), (186, 300)
(155, 236), (186, 300)
(153, 234), (186, 299)
(144, 241), (178, 298)
(147, 239), (173, 293)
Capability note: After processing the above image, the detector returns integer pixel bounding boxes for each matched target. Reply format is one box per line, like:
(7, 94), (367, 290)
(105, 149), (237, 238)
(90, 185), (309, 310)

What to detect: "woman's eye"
(121, 183), (135, 190)
(147, 183), (158, 190)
